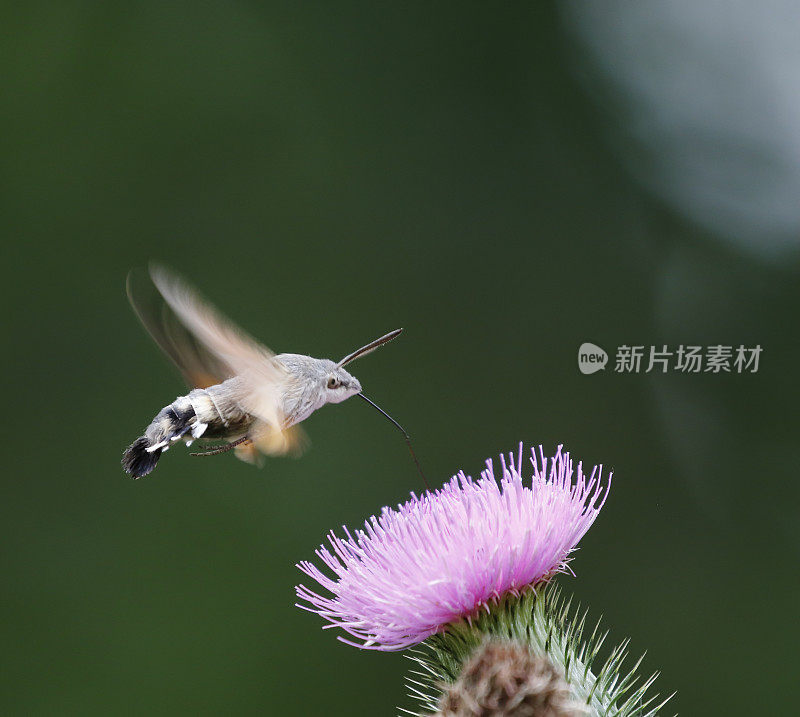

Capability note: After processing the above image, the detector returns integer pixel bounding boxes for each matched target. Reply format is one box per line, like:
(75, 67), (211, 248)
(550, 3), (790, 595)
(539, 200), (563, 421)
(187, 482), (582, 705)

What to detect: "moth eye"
(327, 377), (340, 389)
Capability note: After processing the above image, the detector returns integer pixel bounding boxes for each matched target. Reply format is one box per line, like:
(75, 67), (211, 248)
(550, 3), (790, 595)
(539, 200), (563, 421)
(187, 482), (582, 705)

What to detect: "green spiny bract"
(401, 582), (674, 717)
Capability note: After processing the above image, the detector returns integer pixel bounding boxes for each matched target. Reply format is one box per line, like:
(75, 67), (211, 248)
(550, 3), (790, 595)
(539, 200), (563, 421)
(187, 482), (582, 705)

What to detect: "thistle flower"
(296, 444), (610, 651)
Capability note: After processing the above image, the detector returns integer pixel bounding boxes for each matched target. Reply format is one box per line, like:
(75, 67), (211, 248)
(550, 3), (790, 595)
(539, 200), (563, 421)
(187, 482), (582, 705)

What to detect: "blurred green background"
(3, 2), (799, 715)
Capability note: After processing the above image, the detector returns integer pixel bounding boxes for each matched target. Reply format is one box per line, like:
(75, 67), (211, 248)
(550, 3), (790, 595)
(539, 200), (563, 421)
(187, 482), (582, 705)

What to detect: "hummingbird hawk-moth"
(122, 265), (413, 480)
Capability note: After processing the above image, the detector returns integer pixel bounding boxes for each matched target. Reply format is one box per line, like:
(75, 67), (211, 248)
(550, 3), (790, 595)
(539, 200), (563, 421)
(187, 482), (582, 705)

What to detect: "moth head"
(323, 367), (361, 403)
(322, 329), (401, 405)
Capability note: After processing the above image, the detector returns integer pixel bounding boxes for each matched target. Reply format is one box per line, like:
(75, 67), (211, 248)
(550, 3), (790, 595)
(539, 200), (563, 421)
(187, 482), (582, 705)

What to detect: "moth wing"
(127, 268), (231, 389)
(247, 420), (309, 459)
(233, 441), (263, 466)
(147, 264), (279, 382)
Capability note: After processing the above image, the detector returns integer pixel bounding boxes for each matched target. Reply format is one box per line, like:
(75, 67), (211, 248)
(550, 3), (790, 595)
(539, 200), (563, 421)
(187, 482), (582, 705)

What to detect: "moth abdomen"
(121, 397), (203, 479)
(189, 380), (254, 436)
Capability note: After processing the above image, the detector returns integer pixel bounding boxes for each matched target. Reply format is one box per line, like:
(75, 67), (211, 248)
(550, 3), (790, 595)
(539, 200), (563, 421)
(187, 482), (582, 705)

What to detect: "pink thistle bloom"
(295, 444), (611, 651)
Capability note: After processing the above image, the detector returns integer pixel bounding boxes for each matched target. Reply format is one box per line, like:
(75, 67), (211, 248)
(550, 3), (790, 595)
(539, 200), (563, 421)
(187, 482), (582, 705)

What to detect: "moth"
(122, 265), (414, 480)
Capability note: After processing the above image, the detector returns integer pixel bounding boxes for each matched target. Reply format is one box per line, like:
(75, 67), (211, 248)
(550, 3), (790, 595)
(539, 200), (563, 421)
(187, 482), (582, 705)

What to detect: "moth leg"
(190, 436), (251, 457)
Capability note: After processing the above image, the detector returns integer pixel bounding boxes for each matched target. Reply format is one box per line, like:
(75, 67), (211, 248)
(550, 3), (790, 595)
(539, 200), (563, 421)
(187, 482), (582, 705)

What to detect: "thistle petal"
(296, 444), (611, 651)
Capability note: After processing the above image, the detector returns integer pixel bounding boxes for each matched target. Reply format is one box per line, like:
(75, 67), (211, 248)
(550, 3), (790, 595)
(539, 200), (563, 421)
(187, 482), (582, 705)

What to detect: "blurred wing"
(127, 268), (231, 389)
(233, 426), (307, 464)
(247, 420), (309, 459)
(127, 265), (309, 457)
(147, 264), (277, 380)
(233, 441), (263, 466)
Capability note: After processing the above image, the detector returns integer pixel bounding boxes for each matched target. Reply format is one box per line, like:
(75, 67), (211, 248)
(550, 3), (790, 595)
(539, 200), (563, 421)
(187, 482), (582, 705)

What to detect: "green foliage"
(402, 582), (674, 716)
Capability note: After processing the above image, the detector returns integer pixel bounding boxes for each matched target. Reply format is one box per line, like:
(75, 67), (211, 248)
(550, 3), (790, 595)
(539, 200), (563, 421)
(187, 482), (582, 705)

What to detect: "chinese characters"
(613, 345), (761, 373)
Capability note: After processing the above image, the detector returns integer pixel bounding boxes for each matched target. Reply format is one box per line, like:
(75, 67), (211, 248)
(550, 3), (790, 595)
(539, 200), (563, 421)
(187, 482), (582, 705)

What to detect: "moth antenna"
(357, 392), (430, 491)
(337, 328), (403, 368)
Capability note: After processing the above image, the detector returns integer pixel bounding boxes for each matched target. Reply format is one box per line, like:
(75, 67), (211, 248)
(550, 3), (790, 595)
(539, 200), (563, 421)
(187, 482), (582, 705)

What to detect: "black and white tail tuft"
(121, 437), (162, 479)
